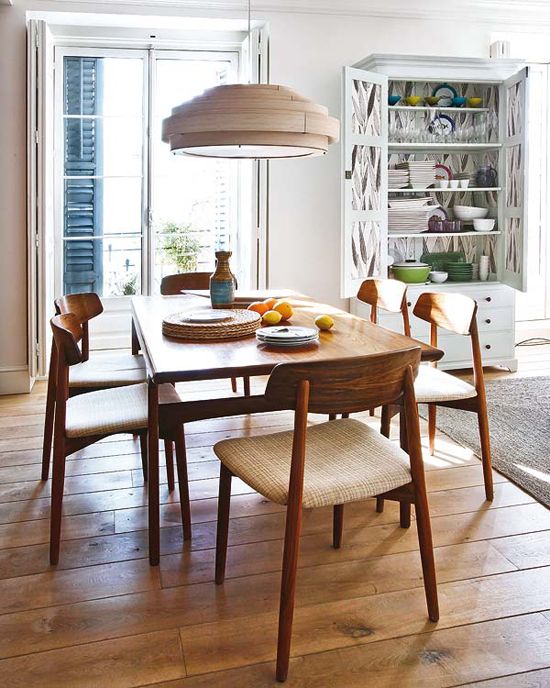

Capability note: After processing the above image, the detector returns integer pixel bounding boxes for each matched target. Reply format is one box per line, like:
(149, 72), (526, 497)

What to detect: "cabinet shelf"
(389, 143), (502, 151)
(390, 105), (490, 113)
(388, 187), (501, 193)
(388, 231), (501, 239)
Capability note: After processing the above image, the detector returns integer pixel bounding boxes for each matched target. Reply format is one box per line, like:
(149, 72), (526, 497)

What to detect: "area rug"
(421, 376), (550, 508)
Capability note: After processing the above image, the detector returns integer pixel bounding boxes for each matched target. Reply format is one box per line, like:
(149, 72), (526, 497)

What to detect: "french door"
(54, 46), (254, 348)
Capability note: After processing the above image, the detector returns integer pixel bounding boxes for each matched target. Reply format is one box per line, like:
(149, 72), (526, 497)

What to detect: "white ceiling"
(17, 0), (550, 26)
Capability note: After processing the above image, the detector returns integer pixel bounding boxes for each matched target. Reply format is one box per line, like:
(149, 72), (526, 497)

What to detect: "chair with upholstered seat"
(213, 348), (439, 682)
(412, 292), (492, 499)
(160, 271), (250, 396)
(356, 280), (493, 503)
(48, 313), (191, 564)
(40, 293), (180, 492)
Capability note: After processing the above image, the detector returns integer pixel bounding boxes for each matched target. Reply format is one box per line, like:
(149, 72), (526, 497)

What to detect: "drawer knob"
(485, 297), (492, 302)
(407, 301), (412, 307)
(485, 318), (491, 324)
(485, 344), (492, 350)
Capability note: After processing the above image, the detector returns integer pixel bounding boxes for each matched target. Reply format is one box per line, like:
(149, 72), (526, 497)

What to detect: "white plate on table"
(256, 326), (318, 340)
(182, 310), (234, 323)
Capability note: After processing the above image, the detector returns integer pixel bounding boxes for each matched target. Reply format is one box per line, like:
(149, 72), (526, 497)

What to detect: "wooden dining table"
(131, 292), (444, 565)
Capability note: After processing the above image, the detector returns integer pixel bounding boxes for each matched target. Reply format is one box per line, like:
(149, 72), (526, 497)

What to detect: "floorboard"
(0, 356), (548, 686)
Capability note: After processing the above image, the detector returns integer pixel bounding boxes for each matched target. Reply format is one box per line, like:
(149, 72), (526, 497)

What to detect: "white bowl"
(473, 218), (496, 232)
(438, 180), (449, 189)
(449, 180), (460, 189)
(429, 271), (448, 283)
(459, 179), (470, 189)
(453, 205), (489, 220)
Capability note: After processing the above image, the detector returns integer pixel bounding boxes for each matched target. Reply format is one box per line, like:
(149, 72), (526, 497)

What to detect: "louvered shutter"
(63, 57), (104, 294)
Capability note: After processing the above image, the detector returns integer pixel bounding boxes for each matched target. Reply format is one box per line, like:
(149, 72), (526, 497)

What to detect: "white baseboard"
(0, 366), (34, 395)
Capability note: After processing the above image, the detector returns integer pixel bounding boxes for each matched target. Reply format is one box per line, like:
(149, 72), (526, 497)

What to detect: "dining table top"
(131, 292), (443, 384)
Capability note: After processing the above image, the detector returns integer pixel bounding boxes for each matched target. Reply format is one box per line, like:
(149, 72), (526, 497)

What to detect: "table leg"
(148, 379), (160, 565)
(132, 318), (140, 355)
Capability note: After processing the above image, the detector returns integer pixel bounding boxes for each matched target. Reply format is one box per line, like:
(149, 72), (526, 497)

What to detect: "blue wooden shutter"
(63, 57), (104, 294)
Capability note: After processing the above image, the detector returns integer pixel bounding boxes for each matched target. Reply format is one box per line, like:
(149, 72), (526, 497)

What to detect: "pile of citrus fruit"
(247, 298), (293, 325)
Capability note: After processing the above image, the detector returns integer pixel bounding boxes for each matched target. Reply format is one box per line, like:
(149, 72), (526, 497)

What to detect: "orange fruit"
(273, 300), (293, 321)
(262, 310), (282, 325)
(263, 297), (277, 309)
(247, 301), (269, 316)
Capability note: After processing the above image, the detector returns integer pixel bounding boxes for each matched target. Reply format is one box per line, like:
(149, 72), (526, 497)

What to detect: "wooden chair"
(357, 277), (411, 336)
(412, 292), (493, 500)
(160, 271), (250, 396)
(48, 313), (191, 565)
(213, 348), (439, 682)
(357, 281), (493, 503)
(42, 293), (176, 495)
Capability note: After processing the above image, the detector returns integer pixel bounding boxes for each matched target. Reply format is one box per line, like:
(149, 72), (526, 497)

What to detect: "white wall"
(0, 0), (519, 392)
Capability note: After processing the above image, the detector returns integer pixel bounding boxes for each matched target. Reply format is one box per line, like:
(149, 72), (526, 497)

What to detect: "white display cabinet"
(341, 55), (528, 371)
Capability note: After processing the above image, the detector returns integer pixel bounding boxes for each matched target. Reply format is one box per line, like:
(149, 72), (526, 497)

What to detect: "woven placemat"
(162, 308), (261, 340)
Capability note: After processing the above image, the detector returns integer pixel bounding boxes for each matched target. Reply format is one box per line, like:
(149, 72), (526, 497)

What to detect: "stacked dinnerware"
(388, 167), (409, 188)
(446, 261), (474, 282)
(395, 160), (437, 188)
(255, 326), (319, 348)
(388, 197), (440, 234)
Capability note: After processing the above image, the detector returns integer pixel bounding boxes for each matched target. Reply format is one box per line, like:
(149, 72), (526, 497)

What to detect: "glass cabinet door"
(341, 67), (388, 298)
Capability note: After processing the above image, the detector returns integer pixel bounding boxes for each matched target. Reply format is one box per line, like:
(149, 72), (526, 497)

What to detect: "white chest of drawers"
(351, 282), (517, 372)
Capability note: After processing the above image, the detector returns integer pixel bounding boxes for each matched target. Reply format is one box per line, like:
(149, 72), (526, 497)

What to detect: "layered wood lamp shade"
(161, 83), (340, 159)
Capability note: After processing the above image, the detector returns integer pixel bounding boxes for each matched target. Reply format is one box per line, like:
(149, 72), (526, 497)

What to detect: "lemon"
(262, 310), (283, 325)
(315, 314), (334, 331)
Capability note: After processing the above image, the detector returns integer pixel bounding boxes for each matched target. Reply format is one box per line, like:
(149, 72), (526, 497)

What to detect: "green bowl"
(391, 264), (431, 283)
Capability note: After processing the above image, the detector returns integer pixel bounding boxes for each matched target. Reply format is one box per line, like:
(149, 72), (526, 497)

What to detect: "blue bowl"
(451, 96), (466, 107)
(388, 95), (401, 106)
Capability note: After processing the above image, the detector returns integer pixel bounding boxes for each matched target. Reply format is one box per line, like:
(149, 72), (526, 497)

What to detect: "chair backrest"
(356, 278), (411, 337)
(265, 347), (421, 416)
(54, 292), (103, 361)
(160, 271), (239, 296)
(413, 291), (486, 395)
(50, 313), (84, 368)
(413, 292), (477, 336)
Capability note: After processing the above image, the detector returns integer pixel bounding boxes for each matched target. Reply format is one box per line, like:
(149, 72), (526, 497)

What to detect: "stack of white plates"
(256, 326), (319, 347)
(395, 161), (436, 188)
(388, 197), (439, 234)
(388, 167), (409, 188)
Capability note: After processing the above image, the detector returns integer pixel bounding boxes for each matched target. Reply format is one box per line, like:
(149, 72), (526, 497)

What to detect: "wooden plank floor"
(0, 350), (549, 687)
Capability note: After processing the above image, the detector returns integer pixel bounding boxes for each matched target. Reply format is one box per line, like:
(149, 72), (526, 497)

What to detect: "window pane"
(62, 55), (145, 297)
(64, 116), (143, 177)
(63, 177), (143, 238)
(64, 56), (143, 117)
(151, 58), (244, 290)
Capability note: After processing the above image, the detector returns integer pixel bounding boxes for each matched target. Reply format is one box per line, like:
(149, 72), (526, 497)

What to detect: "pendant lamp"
(161, 2), (339, 159)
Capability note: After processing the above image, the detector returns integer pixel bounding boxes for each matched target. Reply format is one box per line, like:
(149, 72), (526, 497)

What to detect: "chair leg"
(477, 406), (494, 501)
(414, 488), (439, 622)
(380, 405), (391, 439)
(164, 440), (175, 493)
(139, 433), (148, 483)
(215, 463), (233, 584)
(173, 429), (191, 541)
(243, 376), (251, 396)
(41, 375), (56, 481)
(230, 377), (237, 393)
(49, 437), (66, 565)
(400, 500), (411, 529)
(375, 496), (385, 513)
(276, 497), (303, 682)
(428, 404), (436, 456)
(333, 505), (344, 549)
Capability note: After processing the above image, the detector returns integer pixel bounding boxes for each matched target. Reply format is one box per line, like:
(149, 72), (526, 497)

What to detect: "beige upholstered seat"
(69, 353), (146, 388)
(65, 382), (180, 438)
(414, 365), (476, 404)
(214, 418), (412, 509)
